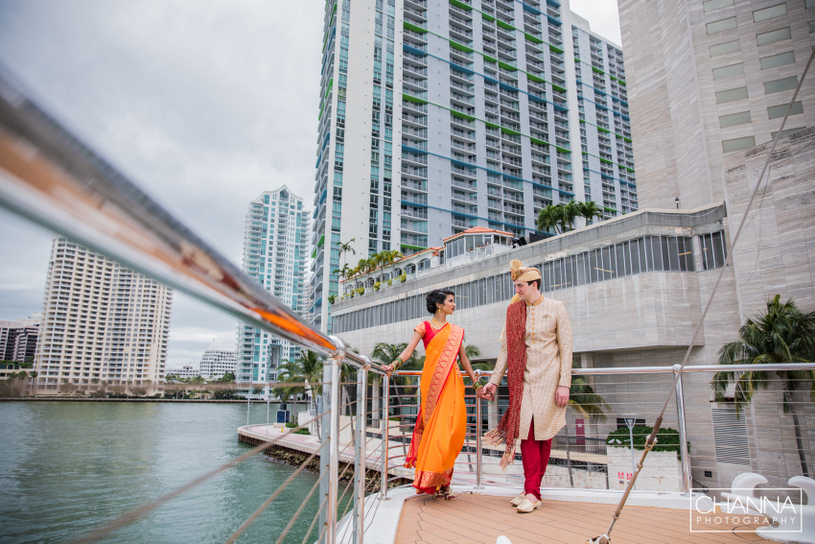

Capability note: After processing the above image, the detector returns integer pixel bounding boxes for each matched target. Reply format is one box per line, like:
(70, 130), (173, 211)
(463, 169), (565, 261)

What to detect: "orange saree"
(405, 321), (466, 494)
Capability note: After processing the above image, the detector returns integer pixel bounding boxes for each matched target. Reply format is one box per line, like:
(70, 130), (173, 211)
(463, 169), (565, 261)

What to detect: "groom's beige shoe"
(510, 493), (526, 507)
(516, 498), (543, 513)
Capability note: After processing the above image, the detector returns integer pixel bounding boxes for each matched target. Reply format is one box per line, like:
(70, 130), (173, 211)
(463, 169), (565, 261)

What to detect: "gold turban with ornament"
(510, 259), (541, 282)
(508, 260), (542, 304)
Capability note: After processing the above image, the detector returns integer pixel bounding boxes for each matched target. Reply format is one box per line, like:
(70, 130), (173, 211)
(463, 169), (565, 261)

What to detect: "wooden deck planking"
(395, 493), (770, 544)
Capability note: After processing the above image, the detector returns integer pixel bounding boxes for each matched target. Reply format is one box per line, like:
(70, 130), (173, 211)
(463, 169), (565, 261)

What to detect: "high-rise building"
(33, 237), (172, 394)
(310, 0), (637, 332)
(0, 315), (40, 363)
(237, 187), (308, 397)
(570, 13), (638, 215)
(199, 343), (237, 380)
(618, 0), (815, 210)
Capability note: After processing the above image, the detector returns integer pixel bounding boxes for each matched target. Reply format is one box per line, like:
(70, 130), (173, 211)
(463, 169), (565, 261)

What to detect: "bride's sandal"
(433, 488), (445, 501)
(440, 486), (457, 501)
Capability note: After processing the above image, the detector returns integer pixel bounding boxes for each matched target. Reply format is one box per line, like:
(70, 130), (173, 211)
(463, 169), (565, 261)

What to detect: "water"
(0, 402), (325, 544)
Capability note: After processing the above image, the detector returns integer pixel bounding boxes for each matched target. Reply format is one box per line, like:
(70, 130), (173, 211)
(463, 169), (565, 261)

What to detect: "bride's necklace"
(431, 316), (447, 328)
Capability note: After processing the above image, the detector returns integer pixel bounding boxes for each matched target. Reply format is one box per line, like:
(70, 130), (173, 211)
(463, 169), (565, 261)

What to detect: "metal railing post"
(355, 357), (370, 544)
(673, 364), (692, 495)
(325, 336), (344, 544)
(379, 373), (390, 501)
(475, 369), (483, 489)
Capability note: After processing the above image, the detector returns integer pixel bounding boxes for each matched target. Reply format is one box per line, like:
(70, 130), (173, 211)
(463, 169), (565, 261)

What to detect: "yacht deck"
(394, 492), (768, 544)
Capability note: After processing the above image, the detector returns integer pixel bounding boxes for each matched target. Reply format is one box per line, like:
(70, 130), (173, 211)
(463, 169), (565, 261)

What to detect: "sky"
(0, 0), (621, 367)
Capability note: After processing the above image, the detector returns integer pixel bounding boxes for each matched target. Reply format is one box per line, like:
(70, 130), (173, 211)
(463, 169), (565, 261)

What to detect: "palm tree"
(568, 375), (609, 422)
(537, 204), (563, 234)
(579, 200), (604, 225)
(381, 250), (403, 281)
(333, 263), (351, 283)
(711, 295), (815, 477)
(275, 350), (325, 437)
(337, 238), (356, 269)
(561, 200), (581, 233)
(372, 342), (412, 418)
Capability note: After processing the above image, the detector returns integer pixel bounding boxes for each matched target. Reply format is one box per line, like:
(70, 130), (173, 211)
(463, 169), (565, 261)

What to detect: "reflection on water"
(0, 402), (321, 543)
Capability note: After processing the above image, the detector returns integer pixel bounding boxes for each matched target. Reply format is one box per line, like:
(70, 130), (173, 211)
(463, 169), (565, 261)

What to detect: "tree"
(561, 200), (582, 233)
(537, 201), (604, 235)
(372, 342), (421, 418)
(568, 375), (609, 422)
(217, 371), (236, 383)
(537, 204), (566, 234)
(711, 295), (815, 477)
(579, 200), (604, 225)
(337, 238), (356, 269)
(275, 351), (325, 437)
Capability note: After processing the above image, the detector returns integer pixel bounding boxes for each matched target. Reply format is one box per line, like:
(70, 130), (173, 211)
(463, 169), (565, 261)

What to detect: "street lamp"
(623, 414), (638, 491)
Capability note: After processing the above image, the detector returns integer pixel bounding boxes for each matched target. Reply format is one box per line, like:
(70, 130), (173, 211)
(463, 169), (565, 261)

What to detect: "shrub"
(294, 428), (310, 435)
(285, 420), (297, 428)
(605, 425), (690, 457)
(374, 282), (381, 291)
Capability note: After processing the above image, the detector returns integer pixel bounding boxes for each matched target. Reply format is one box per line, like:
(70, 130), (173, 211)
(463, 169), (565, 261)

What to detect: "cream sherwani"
(488, 296), (573, 441)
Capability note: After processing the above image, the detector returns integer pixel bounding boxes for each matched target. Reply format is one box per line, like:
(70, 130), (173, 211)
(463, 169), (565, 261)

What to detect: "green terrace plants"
(605, 425), (690, 458)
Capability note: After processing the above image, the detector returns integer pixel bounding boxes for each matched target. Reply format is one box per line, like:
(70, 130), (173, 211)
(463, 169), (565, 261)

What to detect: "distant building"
(237, 186), (309, 398)
(33, 237), (173, 395)
(165, 365), (200, 380)
(199, 344), (237, 380)
(0, 315), (40, 363)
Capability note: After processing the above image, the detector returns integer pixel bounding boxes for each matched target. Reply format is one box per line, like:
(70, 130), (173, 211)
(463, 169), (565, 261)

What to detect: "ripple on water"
(0, 402), (322, 544)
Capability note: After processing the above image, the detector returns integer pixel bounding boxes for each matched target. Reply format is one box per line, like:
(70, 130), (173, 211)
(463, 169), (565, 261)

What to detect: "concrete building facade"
(0, 316), (39, 363)
(309, 0), (638, 333)
(33, 237), (172, 394)
(617, 0), (815, 211)
(237, 187), (308, 397)
(199, 343), (238, 380)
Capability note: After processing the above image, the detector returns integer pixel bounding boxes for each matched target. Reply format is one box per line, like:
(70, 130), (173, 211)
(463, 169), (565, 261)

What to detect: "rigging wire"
(587, 45), (815, 544)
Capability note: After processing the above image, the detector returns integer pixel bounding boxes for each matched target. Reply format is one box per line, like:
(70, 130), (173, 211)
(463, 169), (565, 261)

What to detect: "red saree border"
(413, 467), (454, 494)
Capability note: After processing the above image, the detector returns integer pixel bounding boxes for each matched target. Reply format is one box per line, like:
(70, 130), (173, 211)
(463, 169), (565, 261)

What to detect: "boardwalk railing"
(386, 363), (814, 498)
(2, 65), (813, 544)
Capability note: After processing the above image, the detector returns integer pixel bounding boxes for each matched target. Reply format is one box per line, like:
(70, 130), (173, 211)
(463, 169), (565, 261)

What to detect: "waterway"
(0, 402), (327, 543)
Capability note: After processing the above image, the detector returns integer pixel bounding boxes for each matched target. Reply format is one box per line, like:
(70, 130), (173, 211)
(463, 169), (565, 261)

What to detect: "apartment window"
(722, 135), (756, 153)
(699, 231), (727, 270)
(756, 27), (791, 45)
(764, 76), (798, 94)
(760, 51), (795, 70)
(753, 4), (786, 22)
(706, 16), (737, 34)
(771, 127), (804, 139)
(709, 39), (740, 57)
(712, 63), (744, 79)
(719, 111), (751, 128)
(767, 101), (803, 119)
(715, 86), (748, 104)
(703, 0), (734, 11)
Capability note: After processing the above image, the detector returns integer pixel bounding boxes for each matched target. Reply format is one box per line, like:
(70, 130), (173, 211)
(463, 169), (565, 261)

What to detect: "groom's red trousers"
(521, 417), (552, 501)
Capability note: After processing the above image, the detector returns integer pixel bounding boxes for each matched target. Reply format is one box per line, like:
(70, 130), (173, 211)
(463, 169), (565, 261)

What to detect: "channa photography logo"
(690, 488), (804, 533)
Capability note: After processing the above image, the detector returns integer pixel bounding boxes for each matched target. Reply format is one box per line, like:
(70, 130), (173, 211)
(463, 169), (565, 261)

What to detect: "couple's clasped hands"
(478, 383), (497, 401)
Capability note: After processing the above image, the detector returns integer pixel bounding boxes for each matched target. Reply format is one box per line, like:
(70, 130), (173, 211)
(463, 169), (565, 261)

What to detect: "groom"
(481, 260), (573, 514)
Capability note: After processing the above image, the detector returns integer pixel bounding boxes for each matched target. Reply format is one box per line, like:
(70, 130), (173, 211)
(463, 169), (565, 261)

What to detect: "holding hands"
(479, 382), (497, 401)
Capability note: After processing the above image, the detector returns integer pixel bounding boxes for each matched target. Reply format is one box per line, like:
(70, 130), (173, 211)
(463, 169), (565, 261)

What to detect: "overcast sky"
(0, 0), (620, 367)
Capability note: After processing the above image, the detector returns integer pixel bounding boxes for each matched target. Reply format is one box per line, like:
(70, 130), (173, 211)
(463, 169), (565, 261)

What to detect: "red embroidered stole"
(483, 301), (527, 468)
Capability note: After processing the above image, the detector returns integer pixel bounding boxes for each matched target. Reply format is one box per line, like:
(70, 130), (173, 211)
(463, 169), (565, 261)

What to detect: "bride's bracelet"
(472, 379), (484, 391)
(391, 357), (404, 370)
